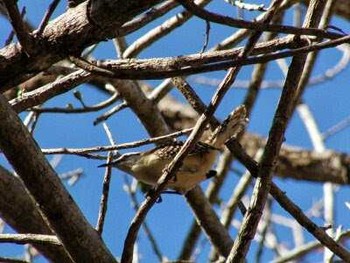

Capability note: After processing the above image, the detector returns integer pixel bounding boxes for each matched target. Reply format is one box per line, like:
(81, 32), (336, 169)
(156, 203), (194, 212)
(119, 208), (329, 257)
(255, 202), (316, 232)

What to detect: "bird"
(99, 105), (248, 194)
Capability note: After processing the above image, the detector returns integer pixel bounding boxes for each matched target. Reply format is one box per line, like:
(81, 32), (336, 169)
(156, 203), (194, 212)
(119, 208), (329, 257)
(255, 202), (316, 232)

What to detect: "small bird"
(100, 105), (248, 194)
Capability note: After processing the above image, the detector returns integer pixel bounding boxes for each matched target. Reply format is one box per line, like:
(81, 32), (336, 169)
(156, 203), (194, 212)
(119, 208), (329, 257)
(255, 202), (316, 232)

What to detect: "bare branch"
(0, 0), (163, 90)
(79, 36), (350, 80)
(118, 0), (179, 36)
(123, 0), (212, 58)
(0, 256), (29, 263)
(0, 233), (60, 246)
(226, 139), (350, 261)
(0, 165), (73, 262)
(10, 69), (92, 113)
(0, 94), (116, 262)
(96, 152), (113, 235)
(2, 0), (34, 54)
(36, 0), (61, 36)
(123, 177), (164, 262)
(185, 187), (234, 257)
(176, 0), (342, 40)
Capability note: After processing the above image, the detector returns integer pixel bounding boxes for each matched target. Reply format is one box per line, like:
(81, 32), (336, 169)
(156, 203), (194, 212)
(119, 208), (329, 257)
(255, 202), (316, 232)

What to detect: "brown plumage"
(101, 105), (248, 193)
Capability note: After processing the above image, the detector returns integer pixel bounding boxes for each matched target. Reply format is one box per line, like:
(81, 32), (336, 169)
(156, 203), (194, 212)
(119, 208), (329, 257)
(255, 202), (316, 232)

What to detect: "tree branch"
(226, 139), (350, 261)
(0, 165), (73, 262)
(0, 95), (116, 262)
(0, 233), (60, 246)
(0, 0), (163, 90)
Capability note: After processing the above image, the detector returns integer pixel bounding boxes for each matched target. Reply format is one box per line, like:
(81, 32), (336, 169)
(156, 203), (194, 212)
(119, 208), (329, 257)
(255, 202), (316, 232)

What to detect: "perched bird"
(100, 105), (248, 194)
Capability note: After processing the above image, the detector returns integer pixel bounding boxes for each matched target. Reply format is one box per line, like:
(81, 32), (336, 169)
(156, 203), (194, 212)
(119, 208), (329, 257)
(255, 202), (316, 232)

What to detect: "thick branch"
(0, 0), (163, 90)
(185, 187), (234, 257)
(0, 95), (116, 262)
(0, 166), (73, 263)
(242, 133), (350, 185)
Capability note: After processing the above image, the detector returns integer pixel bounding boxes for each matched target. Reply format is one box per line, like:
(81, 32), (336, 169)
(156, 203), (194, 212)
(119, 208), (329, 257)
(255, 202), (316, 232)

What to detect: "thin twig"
(297, 103), (335, 261)
(122, 0), (212, 58)
(59, 168), (83, 186)
(323, 114), (350, 140)
(272, 230), (350, 263)
(4, 6), (26, 46)
(96, 123), (117, 234)
(123, 177), (164, 262)
(147, 78), (174, 103)
(94, 101), (128, 125)
(2, 1), (34, 54)
(176, 0), (343, 39)
(42, 128), (192, 155)
(11, 69), (92, 113)
(113, 37), (128, 58)
(294, 1), (338, 260)
(228, 54), (303, 261)
(255, 197), (273, 263)
(190, 44), (350, 90)
(96, 152), (113, 235)
(224, 0), (267, 12)
(0, 233), (60, 246)
(36, 0), (61, 36)
(201, 20), (210, 53)
(117, 0), (179, 37)
(31, 89), (119, 114)
(222, 151), (262, 230)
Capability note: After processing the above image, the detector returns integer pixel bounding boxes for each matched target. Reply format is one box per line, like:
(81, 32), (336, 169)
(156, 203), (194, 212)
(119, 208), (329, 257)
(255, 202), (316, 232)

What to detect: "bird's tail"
(206, 105), (248, 148)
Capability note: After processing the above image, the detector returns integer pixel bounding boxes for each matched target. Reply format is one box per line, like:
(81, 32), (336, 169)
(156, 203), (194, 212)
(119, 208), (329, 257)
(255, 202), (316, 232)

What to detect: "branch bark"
(0, 0), (163, 90)
(0, 166), (73, 263)
(0, 94), (116, 262)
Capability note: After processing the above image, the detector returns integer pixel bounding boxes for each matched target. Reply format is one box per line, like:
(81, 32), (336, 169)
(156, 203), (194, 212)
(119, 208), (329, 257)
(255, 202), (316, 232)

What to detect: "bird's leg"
(145, 188), (183, 203)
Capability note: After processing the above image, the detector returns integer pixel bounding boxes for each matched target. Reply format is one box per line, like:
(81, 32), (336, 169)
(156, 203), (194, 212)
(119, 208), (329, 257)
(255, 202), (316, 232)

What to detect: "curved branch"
(176, 0), (342, 39)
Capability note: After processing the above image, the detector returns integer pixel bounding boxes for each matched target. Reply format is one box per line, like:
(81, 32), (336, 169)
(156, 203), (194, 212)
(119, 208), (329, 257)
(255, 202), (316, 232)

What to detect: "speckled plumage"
(148, 141), (217, 160)
(102, 105), (248, 193)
